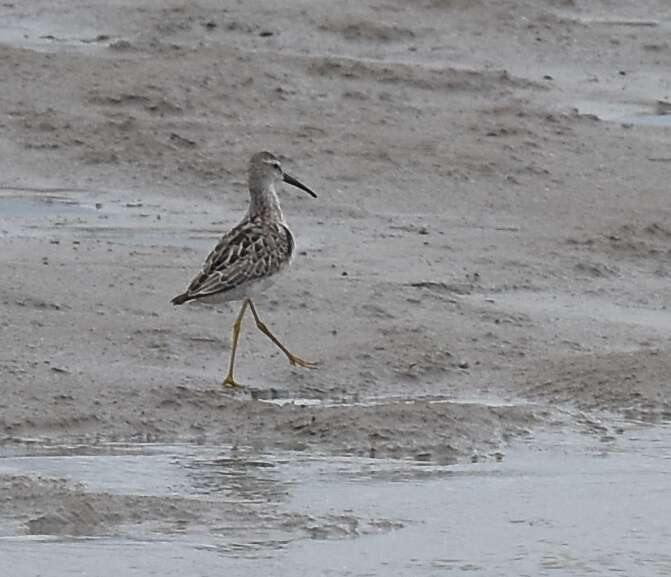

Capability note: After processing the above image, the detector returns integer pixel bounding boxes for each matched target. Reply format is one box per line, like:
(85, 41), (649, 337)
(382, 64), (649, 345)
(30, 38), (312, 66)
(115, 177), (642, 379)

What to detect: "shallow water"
(486, 291), (671, 335)
(574, 100), (671, 128)
(0, 12), (109, 54)
(0, 190), (213, 250)
(619, 115), (671, 127)
(0, 194), (91, 219)
(1, 426), (670, 577)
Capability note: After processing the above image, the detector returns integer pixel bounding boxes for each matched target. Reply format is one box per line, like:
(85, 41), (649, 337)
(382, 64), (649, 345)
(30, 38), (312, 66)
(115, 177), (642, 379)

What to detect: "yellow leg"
(247, 299), (317, 369)
(222, 299), (251, 388)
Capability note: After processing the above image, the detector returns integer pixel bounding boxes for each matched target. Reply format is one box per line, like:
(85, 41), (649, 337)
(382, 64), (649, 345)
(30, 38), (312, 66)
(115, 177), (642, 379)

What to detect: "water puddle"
(0, 194), (92, 219)
(581, 19), (662, 28)
(255, 393), (533, 410)
(477, 290), (671, 335)
(0, 188), (212, 250)
(619, 115), (671, 128)
(1, 425), (670, 576)
(0, 13), (112, 53)
(575, 100), (671, 127)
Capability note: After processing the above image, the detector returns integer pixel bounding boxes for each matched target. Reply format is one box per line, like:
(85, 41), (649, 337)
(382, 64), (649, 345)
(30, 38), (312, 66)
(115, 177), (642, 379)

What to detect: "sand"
(1, 0), (670, 538)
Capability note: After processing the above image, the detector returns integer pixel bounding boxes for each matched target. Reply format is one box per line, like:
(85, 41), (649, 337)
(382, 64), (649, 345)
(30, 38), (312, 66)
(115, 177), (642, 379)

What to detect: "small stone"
(108, 39), (133, 51)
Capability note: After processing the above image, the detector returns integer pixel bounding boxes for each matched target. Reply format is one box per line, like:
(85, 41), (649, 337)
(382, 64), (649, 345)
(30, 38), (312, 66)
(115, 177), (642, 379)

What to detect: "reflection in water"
(182, 454), (283, 504)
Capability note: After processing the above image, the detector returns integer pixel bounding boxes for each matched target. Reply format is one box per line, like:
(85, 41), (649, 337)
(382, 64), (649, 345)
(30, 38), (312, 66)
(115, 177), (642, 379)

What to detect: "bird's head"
(248, 151), (317, 198)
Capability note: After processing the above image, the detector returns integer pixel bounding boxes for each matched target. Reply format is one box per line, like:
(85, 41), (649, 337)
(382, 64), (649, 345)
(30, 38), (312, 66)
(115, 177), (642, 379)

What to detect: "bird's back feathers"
(171, 216), (294, 305)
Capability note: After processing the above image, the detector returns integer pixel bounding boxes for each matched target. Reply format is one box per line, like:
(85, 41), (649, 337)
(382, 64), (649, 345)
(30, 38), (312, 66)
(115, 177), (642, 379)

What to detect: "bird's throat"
(248, 182), (284, 222)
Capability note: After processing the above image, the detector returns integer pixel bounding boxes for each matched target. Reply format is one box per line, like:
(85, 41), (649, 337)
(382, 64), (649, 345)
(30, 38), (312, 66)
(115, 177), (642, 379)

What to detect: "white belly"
(193, 275), (278, 305)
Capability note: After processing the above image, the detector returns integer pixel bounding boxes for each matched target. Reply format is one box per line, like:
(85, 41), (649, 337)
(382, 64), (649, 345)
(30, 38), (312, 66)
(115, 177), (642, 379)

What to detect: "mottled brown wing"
(180, 217), (293, 301)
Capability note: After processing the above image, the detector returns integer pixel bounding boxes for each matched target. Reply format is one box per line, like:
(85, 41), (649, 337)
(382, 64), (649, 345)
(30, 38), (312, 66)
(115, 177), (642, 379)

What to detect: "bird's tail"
(171, 292), (191, 305)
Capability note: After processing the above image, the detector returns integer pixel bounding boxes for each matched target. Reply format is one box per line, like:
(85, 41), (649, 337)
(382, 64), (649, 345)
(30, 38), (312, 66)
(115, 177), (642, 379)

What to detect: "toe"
(222, 376), (243, 388)
(289, 356), (318, 369)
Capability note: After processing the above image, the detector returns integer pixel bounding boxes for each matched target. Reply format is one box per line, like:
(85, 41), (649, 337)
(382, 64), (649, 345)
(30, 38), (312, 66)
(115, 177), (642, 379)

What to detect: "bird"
(171, 151), (318, 388)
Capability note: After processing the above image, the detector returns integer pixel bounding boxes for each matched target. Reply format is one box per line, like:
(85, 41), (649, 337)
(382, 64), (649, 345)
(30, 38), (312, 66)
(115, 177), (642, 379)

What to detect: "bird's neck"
(248, 182), (285, 222)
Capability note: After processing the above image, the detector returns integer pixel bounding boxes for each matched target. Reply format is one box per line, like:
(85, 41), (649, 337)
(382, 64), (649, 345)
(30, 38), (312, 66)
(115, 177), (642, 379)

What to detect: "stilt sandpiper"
(172, 151), (318, 387)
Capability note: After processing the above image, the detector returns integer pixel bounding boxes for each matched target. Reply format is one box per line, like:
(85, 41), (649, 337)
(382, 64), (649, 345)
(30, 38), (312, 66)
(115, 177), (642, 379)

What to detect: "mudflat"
(1, 1), (670, 573)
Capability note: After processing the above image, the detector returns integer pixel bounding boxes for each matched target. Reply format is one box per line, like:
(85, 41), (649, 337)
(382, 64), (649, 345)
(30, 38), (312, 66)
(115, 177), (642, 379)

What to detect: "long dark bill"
(283, 172), (317, 198)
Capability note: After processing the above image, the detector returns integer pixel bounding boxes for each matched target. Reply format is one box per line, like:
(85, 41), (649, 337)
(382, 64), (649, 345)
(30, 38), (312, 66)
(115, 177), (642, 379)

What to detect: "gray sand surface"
(1, 1), (670, 568)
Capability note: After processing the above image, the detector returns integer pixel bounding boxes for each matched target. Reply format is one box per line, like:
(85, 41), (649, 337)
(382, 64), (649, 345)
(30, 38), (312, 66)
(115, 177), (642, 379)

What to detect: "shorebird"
(172, 151), (318, 388)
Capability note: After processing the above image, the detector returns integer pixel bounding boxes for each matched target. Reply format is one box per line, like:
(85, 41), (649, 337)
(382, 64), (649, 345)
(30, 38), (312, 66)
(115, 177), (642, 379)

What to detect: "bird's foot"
(287, 354), (318, 369)
(222, 374), (244, 388)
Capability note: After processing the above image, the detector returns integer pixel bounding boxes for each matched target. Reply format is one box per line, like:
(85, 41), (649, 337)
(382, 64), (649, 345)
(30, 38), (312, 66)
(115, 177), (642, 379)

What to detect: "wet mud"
(2, 0), (671, 575)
